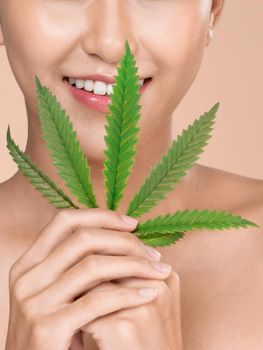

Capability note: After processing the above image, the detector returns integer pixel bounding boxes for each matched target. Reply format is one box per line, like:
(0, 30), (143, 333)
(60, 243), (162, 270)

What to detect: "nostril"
(144, 77), (152, 84)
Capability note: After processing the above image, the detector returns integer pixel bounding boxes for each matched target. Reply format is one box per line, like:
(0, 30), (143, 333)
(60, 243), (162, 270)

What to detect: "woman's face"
(0, 0), (223, 160)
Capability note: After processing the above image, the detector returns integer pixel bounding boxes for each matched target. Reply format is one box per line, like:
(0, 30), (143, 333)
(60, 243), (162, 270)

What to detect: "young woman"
(1, 0), (263, 349)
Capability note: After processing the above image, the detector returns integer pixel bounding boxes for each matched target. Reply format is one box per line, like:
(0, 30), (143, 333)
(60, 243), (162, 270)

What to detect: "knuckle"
(56, 208), (74, 224)
(113, 316), (138, 334)
(31, 318), (51, 342)
(83, 255), (101, 272)
(133, 303), (154, 319)
(12, 276), (27, 302)
(20, 297), (38, 324)
(83, 293), (100, 313)
(75, 227), (94, 242)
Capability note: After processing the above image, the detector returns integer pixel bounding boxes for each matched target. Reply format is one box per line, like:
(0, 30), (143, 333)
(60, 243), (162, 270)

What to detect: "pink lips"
(63, 77), (151, 113)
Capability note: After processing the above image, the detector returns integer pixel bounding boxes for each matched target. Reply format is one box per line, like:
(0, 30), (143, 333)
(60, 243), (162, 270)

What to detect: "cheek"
(150, 3), (209, 92)
(138, 2), (210, 120)
(155, 4), (208, 69)
(3, 1), (84, 82)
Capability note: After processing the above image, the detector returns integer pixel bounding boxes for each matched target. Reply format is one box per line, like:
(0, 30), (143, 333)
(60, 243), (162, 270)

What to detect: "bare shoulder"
(0, 179), (34, 288)
(0, 181), (23, 248)
(0, 182), (21, 349)
(193, 163), (263, 216)
(168, 165), (263, 349)
(0, 179), (30, 273)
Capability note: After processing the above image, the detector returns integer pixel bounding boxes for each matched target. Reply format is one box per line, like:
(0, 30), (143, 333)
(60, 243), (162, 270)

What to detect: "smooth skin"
(5, 208), (182, 350)
(0, 0), (263, 349)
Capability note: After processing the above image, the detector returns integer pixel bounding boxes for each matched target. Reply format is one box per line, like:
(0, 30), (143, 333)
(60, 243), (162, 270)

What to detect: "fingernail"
(138, 287), (157, 298)
(151, 261), (172, 274)
(143, 244), (161, 261)
(120, 215), (138, 227)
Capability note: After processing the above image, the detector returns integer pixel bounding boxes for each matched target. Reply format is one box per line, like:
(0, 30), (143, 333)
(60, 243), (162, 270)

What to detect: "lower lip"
(63, 77), (152, 113)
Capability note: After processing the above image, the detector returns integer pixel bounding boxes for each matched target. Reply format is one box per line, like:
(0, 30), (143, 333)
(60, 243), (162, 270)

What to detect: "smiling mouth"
(62, 76), (152, 113)
(63, 76), (152, 95)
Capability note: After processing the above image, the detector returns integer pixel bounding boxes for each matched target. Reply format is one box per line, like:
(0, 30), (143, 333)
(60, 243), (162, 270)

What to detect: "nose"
(81, 0), (138, 65)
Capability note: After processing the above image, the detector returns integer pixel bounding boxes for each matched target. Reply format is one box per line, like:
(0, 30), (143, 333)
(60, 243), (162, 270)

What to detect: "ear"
(205, 0), (225, 47)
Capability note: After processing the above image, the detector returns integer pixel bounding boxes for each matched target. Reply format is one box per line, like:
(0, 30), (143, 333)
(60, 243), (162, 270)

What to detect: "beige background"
(1, 0), (263, 183)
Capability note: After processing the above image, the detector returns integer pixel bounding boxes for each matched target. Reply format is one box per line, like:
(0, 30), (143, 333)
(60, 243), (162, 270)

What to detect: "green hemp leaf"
(127, 103), (219, 218)
(103, 41), (141, 211)
(6, 39), (260, 247)
(35, 76), (98, 209)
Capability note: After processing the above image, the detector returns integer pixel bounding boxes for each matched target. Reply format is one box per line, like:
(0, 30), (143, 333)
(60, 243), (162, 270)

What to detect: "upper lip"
(65, 74), (151, 85)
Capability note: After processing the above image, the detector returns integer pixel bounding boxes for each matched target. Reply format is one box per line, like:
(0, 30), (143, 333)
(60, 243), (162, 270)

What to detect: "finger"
(114, 276), (162, 287)
(52, 284), (158, 334)
(80, 278), (164, 335)
(114, 269), (175, 288)
(11, 208), (138, 278)
(25, 255), (171, 303)
(15, 226), (155, 297)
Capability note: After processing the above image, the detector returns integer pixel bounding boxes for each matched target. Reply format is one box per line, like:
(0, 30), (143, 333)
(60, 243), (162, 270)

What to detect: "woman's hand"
(82, 271), (183, 350)
(5, 208), (171, 350)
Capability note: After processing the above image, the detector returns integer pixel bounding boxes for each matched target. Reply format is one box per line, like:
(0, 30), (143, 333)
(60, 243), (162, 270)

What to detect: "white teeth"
(69, 77), (75, 85)
(75, 79), (85, 89)
(84, 80), (94, 92)
(107, 83), (114, 95)
(93, 81), (107, 95)
(67, 77), (145, 95)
